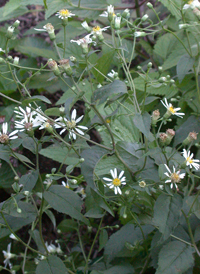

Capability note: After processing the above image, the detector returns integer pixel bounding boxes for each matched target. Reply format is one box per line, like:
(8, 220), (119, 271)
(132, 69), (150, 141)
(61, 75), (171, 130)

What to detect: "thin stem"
(38, 198), (49, 254)
(77, 222), (87, 262)
(53, 40), (62, 59)
(63, 25), (66, 58)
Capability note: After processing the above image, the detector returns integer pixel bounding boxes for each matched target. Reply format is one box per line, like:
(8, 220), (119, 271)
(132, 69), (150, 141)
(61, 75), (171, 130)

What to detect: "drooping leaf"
(36, 255), (69, 274)
(156, 241), (194, 274)
(44, 185), (89, 225)
(22, 95), (52, 105)
(19, 170), (39, 192)
(153, 194), (183, 240)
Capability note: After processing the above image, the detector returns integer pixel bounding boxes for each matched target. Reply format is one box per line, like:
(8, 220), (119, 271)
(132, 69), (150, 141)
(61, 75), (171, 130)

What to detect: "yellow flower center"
(106, 118), (111, 124)
(112, 178), (121, 186)
(187, 157), (193, 164)
(93, 26), (101, 32)
(65, 185), (69, 188)
(168, 106), (176, 114)
(45, 122), (50, 128)
(67, 120), (76, 129)
(188, 0), (193, 4)
(59, 9), (70, 17)
(171, 173), (180, 183)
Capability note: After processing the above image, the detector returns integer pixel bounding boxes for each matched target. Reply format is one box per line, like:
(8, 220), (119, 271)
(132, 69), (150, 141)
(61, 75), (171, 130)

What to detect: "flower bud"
(81, 21), (91, 32)
(134, 31), (146, 37)
(0, 57), (4, 64)
(179, 24), (189, 29)
(158, 66), (163, 73)
(13, 20), (20, 28)
(6, 26), (15, 39)
(139, 181), (146, 188)
(70, 56), (77, 63)
(71, 179), (77, 184)
(165, 129), (175, 145)
(44, 23), (56, 40)
(23, 191), (30, 196)
(59, 59), (72, 76)
(166, 75), (170, 80)
(13, 56), (19, 66)
(107, 5), (115, 21)
(183, 131), (198, 146)
(147, 2), (153, 8)
(48, 59), (61, 76)
(141, 14), (149, 22)
(7, 55), (13, 61)
(59, 106), (65, 116)
(122, 8), (130, 18)
(12, 182), (21, 193)
(79, 158), (85, 163)
(17, 208), (22, 213)
(147, 62), (152, 69)
(151, 109), (160, 126)
(87, 226), (92, 233)
(158, 77), (167, 83)
(114, 16), (121, 30)
(159, 133), (168, 147)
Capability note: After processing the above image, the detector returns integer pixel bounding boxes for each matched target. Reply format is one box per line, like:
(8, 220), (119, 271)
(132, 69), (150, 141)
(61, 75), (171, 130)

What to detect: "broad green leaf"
(3, 0), (21, 17)
(15, 37), (57, 59)
(158, 0), (181, 19)
(90, 188), (114, 216)
(92, 80), (127, 105)
(153, 194), (183, 239)
(19, 170), (39, 192)
(45, 107), (60, 116)
(174, 116), (200, 146)
(45, 209), (56, 229)
(156, 241), (194, 274)
(177, 54), (194, 83)
(81, 146), (107, 189)
(92, 50), (115, 83)
(36, 255), (68, 274)
(133, 112), (155, 142)
(103, 264), (135, 274)
(0, 144), (10, 162)
(22, 95), (52, 105)
(39, 145), (79, 166)
(95, 154), (124, 177)
(57, 219), (78, 232)
(29, 230), (46, 253)
(185, 196), (200, 219)
(99, 229), (108, 252)
(0, 162), (15, 188)
(14, 152), (34, 165)
(154, 33), (178, 59)
(22, 137), (36, 154)
(0, 201), (37, 239)
(44, 185), (89, 225)
(0, 6), (28, 22)
(104, 224), (154, 263)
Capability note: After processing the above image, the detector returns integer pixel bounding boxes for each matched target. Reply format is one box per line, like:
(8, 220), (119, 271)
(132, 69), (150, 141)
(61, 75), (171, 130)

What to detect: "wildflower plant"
(0, 1), (200, 274)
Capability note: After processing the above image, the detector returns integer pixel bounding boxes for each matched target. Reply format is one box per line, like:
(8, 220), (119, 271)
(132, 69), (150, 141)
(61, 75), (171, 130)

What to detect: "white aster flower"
(15, 112), (39, 132)
(103, 168), (126, 195)
(34, 23), (55, 34)
(55, 109), (88, 140)
(182, 149), (200, 170)
(14, 105), (35, 120)
(164, 164), (185, 189)
(91, 25), (110, 36)
(100, 5), (115, 19)
(183, 0), (200, 10)
(45, 242), (62, 254)
(161, 98), (185, 118)
(2, 243), (15, 268)
(0, 122), (18, 144)
(107, 69), (118, 78)
(70, 34), (93, 46)
(56, 9), (75, 19)
(62, 181), (70, 188)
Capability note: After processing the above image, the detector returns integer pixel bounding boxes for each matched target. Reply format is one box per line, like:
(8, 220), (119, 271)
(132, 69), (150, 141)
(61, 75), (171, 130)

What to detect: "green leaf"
(45, 210), (56, 229)
(19, 170), (39, 192)
(14, 152), (34, 165)
(154, 33), (178, 59)
(92, 50), (115, 83)
(3, 0), (21, 17)
(156, 241), (194, 274)
(185, 196), (200, 219)
(0, 162), (15, 188)
(177, 54), (194, 83)
(102, 264), (135, 274)
(57, 219), (78, 232)
(158, 0), (181, 19)
(133, 112), (155, 142)
(99, 229), (108, 252)
(90, 188), (114, 216)
(104, 224), (154, 263)
(36, 255), (69, 274)
(29, 230), (46, 253)
(15, 37), (57, 59)
(0, 144), (10, 162)
(153, 194), (183, 240)
(81, 146), (107, 189)
(45, 107), (60, 116)
(22, 95), (52, 105)
(22, 137), (36, 154)
(39, 145), (79, 166)
(92, 80), (127, 105)
(0, 6), (28, 22)
(44, 185), (89, 225)
(174, 116), (200, 146)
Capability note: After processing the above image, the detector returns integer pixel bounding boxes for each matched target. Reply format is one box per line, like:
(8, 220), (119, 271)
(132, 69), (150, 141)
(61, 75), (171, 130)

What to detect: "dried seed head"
(166, 129), (175, 137)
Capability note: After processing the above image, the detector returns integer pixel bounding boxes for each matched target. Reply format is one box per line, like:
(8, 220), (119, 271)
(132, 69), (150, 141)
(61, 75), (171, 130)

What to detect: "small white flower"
(182, 149), (200, 170)
(100, 5), (115, 18)
(15, 113), (39, 132)
(91, 25), (110, 36)
(2, 243), (15, 268)
(134, 31), (146, 37)
(62, 181), (70, 188)
(0, 47), (5, 53)
(14, 105), (35, 120)
(75, 186), (86, 199)
(161, 98), (185, 118)
(44, 179), (52, 187)
(107, 69), (118, 78)
(114, 16), (121, 29)
(34, 23), (55, 34)
(9, 234), (18, 241)
(183, 0), (200, 10)
(56, 9), (75, 19)
(45, 242), (62, 254)
(0, 122), (18, 144)
(103, 168), (126, 195)
(81, 21), (91, 32)
(55, 109), (88, 140)
(164, 164), (185, 189)
(71, 34), (93, 45)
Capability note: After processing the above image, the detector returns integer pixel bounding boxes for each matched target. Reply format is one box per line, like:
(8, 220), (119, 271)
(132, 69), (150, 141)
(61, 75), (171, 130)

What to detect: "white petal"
(164, 164), (171, 174)
(114, 168), (117, 179)
(114, 187), (118, 194)
(110, 169), (115, 179)
(119, 170), (124, 179)
(77, 125), (88, 130)
(117, 187), (122, 195)
(75, 128), (84, 135)
(71, 109), (77, 120)
(103, 177), (112, 182)
(76, 115), (83, 123)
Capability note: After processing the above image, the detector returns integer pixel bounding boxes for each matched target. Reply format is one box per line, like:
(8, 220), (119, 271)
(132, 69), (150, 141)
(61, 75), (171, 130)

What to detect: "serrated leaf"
(44, 185), (89, 225)
(81, 146), (107, 189)
(104, 224), (154, 263)
(39, 145), (79, 166)
(177, 54), (194, 83)
(133, 112), (155, 142)
(158, 0), (181, 19)
(92, 80), (127, 105)
(156, 241), (194, 274)
(36, 255), (68, 274)
(153, 194), (183, 240)
(19, 170), (39, 192)
(22, 95), (51, 105)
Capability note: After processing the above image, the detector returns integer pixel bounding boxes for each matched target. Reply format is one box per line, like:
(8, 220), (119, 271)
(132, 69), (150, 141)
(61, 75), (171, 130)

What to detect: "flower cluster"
(103, 168), (126, 195)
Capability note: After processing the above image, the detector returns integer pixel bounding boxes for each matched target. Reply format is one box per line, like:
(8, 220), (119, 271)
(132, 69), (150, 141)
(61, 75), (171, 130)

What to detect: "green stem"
(53, 40), (62, 59)
(77, 222), (87, 262)
(38, 198), (49, 254)
(63, 25), (66, 58)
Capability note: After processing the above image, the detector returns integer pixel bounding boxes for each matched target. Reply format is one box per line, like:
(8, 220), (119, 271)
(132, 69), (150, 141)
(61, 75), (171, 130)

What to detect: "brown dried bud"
(183, 131), (198, 146)
(152, 110), (160, 126)
(166, 129), (175, 145)
(48, 59), (60, 76)
(59, 59), (72, 76)
(159, 133), (168, 147)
